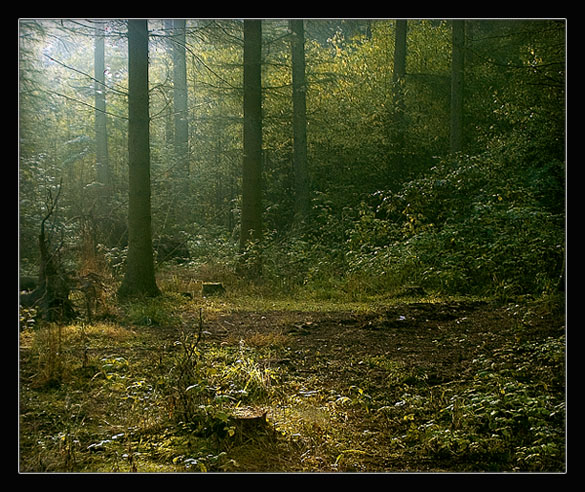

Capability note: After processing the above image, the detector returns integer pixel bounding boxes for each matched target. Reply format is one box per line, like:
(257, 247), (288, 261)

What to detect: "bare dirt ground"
(206, 300), (532, 390)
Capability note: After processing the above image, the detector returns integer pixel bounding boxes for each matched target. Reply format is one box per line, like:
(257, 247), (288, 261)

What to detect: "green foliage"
(420, 334), (565, 471)
(236, 122), (564, 299)
(345, 139), (564, 297)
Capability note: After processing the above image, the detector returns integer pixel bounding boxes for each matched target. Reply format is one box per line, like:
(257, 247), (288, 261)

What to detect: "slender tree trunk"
(173, 19), (189, 182)
(240, 21), (263, 251)
(386, 19), (407, 189)
(93, 24), (115, 248)
(164, 19), (174, 148)
(94, 24), (110, 193)
(450, 20), (465, 154)
(290, 19), (309, 222)
(118, 20), (160, 298)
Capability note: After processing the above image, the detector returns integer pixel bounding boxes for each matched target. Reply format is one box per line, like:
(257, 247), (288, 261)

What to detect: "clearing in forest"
(19, 295), (565, 473)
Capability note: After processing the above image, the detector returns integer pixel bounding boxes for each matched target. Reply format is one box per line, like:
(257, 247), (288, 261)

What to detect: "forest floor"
(19, 285), (566, 473)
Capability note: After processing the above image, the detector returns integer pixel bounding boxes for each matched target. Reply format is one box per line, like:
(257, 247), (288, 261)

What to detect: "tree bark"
(290, 19), (309, 222)
(240, 21), (263, 255)
(118, 20), (160, 298)
(173, 19), (189, 183)
(93, 23), (114, 247)
(94, 24), (110, 191)
(164, 19), (174, 148)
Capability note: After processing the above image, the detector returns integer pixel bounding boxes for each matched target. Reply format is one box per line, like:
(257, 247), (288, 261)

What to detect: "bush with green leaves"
(345, 144), (564, 297)
(435, 334), (564, 471)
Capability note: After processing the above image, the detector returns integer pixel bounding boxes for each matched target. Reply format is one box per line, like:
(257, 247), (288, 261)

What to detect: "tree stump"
(202, 282), (225, 297)
(229, 408), (269, 444)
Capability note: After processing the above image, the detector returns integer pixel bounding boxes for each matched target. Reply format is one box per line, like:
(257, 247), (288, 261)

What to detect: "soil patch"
(204, 300), (509, 386)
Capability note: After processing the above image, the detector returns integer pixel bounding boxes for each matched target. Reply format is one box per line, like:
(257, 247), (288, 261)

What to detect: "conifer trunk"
(239, 20), (263, 277)
(173, 19), (189, 185)
(94, 25), (110, 191)
(118, 19), (160, 298)
(290, 19), (309, 222)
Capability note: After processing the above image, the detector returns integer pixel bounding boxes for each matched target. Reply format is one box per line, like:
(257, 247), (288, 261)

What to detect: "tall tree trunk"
(164, 19), (174, 149)
(239, 20), (263, 277)
(173, 19), (189, 183)
(118, 20), (160, 298)
(93, 23), (114, 248)
(450, 20), (465, 154)
(290, 19), (309, 222)
(94, 24), (110, 195)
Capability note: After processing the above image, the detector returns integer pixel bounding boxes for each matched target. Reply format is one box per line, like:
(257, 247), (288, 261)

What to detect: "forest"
(19, 19), (566, 473)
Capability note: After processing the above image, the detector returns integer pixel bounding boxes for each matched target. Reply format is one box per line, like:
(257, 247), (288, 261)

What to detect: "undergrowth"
(19, 287), (565, 472)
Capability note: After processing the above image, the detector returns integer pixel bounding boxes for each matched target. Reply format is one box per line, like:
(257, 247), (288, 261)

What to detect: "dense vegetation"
(19, 19), (565, 473)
